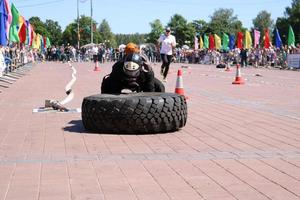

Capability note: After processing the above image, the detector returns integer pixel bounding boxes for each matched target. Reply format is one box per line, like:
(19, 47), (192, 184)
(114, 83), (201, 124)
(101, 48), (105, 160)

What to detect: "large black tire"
(81, 92), (187, 134)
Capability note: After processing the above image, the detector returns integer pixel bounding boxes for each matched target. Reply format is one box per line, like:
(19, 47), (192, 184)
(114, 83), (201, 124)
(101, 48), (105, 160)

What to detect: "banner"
(264, 29), (271, 48)
(244, 30), (252, 49)
(254, 30), (260, 48)
(288, 25), (295, 47)
(237, 32), (243, 49)
(275, 28), (282, 48)
(194, 35), (198, 50)
(287, 54), (300, 69)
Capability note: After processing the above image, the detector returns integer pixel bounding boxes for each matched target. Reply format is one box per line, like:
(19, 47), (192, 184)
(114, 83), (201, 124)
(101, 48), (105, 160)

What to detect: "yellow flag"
(214, 34), (221, 49)
(245, 30), (252, 49)
(32, 33), (41, 50)
(18, 15), (25, 27)
(199, 35), (203, 49)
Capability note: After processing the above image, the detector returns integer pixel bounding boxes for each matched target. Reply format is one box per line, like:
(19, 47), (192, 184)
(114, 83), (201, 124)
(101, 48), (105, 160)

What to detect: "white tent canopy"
(182, 45), (190, 50)
(81, 43), (96, 49)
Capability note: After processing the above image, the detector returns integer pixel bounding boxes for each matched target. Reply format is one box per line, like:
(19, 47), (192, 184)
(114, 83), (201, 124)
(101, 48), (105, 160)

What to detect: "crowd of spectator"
(45, 44), (125, 63)
(1, 43), (299, 77)
(172, 45), (300, 69)
(0, 44), (40, 76)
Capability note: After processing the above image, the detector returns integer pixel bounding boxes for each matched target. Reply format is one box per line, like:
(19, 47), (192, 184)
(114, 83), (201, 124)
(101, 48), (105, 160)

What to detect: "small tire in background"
(81, 92), (187, 134)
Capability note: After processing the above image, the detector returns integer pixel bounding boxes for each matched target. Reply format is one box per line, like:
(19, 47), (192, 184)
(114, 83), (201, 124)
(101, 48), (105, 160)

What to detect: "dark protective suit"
(101, 54), (165, 94)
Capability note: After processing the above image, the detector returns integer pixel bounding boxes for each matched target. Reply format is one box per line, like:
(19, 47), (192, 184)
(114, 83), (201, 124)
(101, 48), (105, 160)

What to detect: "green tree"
(167, 14), (195, 47)
(209, 8), (244, 35)
(98, 19), (116, 48)
(253, 10), (274, 31)
(115, 33), (147, 46)
(252, 10), (274, 44)
(147, 19), (164, 43)
(276, 0), (300, 45)
(62, 15), (100, 47)
(191, 20), (209, 36)
(44, 19), (62, 45)
(61, 23), (77, 46)
(29, 17), (49, 36)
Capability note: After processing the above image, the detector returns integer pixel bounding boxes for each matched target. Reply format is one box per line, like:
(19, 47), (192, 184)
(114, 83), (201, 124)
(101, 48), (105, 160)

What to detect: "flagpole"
(77, 0), (80, 49)
(91, 0), (93, 44)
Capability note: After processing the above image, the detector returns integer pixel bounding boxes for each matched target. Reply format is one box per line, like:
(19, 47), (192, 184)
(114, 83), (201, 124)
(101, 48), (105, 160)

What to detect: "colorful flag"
(32, 33), (41, 49)
(254, 30), (260, 48)
(43, 36), (47, 48)
(209, 34), (215, 50)
(264, 29), (270, 48)
(203, 34), (209, 49)
(288, 25), (295, 47)
(222, 33), (229, 50)
(237, 32), (243, 49)
(4, 0), (11, 40)
(9, 3), (20, 42)
(25, 20), (30, 45)
(199, 35), (203, 49)
(46, 37), (51, 48)
(214, 34), (221, 49)
(194, 35), (198, 50)
(18, 15), (27, 43)
(0, 0), (8, 46)
(18, 15), (25, 27)
(275, 28), (282, 48)
(40, 35), (45, 50)
(244, 30), (252, 49)
(229, 34), (235, 50)
(18, 21), (27, 43)
(30, 24), (35, 46)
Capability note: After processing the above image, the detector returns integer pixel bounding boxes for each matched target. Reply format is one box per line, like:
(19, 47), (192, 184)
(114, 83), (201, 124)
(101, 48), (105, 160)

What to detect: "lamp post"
(77, 0), (80, 49)
(90, 0), (93, 44)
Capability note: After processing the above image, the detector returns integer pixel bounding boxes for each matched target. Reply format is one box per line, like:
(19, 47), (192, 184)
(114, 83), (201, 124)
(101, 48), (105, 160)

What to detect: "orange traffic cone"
(175, 69), (188, 99)
(232, 64), (245, 84)
(225, 62), (231, 71)
(94, 61), (100, 71)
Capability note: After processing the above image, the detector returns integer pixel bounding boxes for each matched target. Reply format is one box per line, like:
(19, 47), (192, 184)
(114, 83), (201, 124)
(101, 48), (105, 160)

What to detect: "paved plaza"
(0, 61), (300, 200)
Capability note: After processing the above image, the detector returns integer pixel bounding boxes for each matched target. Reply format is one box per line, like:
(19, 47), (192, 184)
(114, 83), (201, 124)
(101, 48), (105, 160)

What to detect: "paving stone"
(0, 62), (299, 199)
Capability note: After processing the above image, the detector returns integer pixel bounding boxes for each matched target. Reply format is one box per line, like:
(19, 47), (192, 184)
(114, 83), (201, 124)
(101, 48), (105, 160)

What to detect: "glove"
(140, 53), (152, 72)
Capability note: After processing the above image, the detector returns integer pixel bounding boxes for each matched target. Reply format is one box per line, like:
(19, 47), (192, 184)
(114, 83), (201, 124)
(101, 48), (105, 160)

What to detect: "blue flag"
(275, 28), (282, 48)
(229, 34), (235, 50)
(25, 20), (30, 45)
(0, 0), (8, 46)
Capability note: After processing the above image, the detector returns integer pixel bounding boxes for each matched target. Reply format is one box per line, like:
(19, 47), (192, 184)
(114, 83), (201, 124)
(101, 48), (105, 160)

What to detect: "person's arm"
(156, 35), (162, 54)
(171, 36), (176, 49)
(141, 70), (155, 92)
(140, 53), (151, 72)
(101, 61), (124, 94)
(138, 54), (155, 92)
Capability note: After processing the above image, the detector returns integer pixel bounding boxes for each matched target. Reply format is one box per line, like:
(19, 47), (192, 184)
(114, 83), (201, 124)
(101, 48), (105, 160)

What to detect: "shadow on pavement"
(63, 119), (173, 135)
(63, 120), (86, 133)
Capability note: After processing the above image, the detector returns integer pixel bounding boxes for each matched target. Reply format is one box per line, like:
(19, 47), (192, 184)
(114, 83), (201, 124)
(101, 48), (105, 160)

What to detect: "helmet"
(124, 42), (139, 55)
(122, 53), (142, 91)
(123, 53), (142, 77)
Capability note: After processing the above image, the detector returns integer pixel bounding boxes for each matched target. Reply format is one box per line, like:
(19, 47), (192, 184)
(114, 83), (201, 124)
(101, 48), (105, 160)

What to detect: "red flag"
(264, 29), (270, 48)
(209, 34), (215, 50)
(18, 23), (27, 43)
(237, 32), (243, 49)
(43, 36), (47, 48)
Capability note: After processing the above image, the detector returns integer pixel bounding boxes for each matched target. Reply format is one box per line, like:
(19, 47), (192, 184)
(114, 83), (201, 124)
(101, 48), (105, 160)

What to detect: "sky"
(11, 0), (292, 34)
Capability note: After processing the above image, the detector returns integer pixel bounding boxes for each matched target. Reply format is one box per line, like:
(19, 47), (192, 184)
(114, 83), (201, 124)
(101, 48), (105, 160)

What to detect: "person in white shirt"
(92, 45), (99, 64)
(157, 27), (176, 82)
